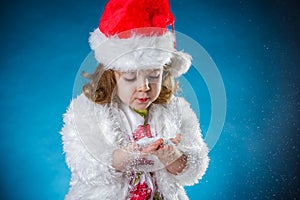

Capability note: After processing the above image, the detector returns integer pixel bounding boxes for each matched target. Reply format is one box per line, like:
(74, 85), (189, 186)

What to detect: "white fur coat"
(61, 94), (209, 200)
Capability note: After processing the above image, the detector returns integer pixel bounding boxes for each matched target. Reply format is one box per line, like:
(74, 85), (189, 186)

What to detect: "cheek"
(150, 84), (162, 99)
(116, 80), (134, 103)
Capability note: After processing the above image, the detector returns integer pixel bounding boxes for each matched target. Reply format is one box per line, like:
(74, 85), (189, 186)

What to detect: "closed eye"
(148, 75), (160, 79)
(122, 72), (137, 82)
(148, 71), (161, 79)
(124, 77), (137, 82)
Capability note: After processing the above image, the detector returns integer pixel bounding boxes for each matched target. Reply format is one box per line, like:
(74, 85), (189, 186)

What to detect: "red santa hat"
(89, 0), (192, 77)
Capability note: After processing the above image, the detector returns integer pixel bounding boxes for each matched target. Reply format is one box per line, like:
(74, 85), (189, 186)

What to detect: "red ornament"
(129, 182), (152, 200)
(132, 124), (152, 141)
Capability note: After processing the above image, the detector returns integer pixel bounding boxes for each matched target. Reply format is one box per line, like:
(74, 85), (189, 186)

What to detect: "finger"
(124, 143), (139, 151)
(155, 145), (173, 155)
(175, 133), (182, 142)
(176, 133), (182, 140)
(141, 138), (163, 153)
(153, 145), (180, 164)
(169, 138), (178, 145)
(170, 134), (182, 145)
(152, 138), (164, 146)
(141, 145), (153, 153)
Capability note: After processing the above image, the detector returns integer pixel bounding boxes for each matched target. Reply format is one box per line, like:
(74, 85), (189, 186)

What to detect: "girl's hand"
(141, 133), (182, 163)
(154, 133), (187, 175)
(169, 133), (182, 146)
(112, 139), (163, 171)
(112, 143), (139, 171)
(112, 134), (185, 173)
(140, 138), (164, 154)
(153, 145), (183, 166)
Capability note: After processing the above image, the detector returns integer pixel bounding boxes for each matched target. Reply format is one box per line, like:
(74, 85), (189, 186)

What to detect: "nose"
(137, 79), (150, 92)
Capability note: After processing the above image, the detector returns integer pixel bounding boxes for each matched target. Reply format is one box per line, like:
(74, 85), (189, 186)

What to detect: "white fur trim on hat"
(170, 51), (192, 77)
(89, 28), (192, 77)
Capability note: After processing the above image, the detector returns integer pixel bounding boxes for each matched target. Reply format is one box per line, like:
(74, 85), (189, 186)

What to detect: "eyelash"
(123, 73), (160, 82)
(148, 73), (161, 80)
(124, 77), (136, 82)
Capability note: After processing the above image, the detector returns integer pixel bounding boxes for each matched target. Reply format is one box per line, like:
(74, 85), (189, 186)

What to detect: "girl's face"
(114, 69), (163, 110)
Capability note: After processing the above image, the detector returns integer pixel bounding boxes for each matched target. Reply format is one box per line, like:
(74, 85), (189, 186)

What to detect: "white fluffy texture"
(61, 97), (127, 200)
(170, 51), (192, 77)
(89, 28), (192, 77)
(61, 94), (209, 199)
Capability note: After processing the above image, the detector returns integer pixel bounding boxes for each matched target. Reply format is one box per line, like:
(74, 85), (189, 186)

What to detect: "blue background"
(1, 0), (299, 199)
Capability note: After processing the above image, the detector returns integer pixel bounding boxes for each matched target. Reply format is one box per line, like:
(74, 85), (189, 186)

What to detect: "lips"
(137, 97), (149, 103)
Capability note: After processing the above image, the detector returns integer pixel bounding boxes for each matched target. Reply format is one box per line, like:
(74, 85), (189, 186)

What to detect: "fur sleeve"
(170, 97), (209, 186)
(60, 95), (123, 187)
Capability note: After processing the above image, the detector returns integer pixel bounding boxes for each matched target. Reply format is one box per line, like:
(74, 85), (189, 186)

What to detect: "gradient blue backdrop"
(1, 0), (299, 199)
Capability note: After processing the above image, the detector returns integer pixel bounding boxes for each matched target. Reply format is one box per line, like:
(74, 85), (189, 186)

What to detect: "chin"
(132, 103), (150, 110)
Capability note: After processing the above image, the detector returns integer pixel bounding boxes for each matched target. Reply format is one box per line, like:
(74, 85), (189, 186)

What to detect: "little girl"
(61, 0), (209, 199)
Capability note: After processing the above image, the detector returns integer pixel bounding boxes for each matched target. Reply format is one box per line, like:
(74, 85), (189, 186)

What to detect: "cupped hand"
(169, 133), (182, 146)
(140, 138), (164, 154)
(153, 144), (182, 166)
